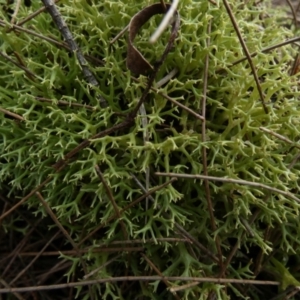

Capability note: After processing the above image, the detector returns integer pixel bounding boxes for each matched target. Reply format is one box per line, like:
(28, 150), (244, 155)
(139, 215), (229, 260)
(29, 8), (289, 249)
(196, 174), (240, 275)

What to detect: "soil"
(272, 0), (299, 11)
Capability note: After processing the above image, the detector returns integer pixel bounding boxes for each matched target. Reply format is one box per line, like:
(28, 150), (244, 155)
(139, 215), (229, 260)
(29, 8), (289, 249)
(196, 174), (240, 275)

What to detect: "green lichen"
(1, 0), (300, 299)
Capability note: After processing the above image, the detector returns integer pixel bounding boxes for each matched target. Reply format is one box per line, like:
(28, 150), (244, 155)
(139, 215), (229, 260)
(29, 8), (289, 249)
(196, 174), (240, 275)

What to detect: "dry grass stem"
(0, 276), (280, 294)
(230, 36), (300, 67)
(0, 177), (52, 222)
(222, 0), (268, 113)
(156, 68), (178, 87)
(77, 178), (177, 247)
(201, 18), (223, 271)
(0, 51), (36, 79)
(141, 253), (181, 300)
(110, 24), (129, 44)
(0, 107), (24, 121)
(155, 172), (300, 203)
(84, 254), (122, 280)
(130, 75), (205, 121)
(10, 0), (22, 24)
(95, 165), (128, 240)
(260, 126), (300, 148)
(17, 0), (61, 26)
(150, 0), (179, 43)
(130, 173), (218, 262)
(35, 97), (96, 110)
(285, 0), (298, 26)
(9, 231), (60, 285)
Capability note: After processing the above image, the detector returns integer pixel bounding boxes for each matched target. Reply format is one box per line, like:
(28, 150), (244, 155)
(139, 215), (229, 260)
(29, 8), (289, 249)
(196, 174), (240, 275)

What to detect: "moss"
(1, 0), (300, 299)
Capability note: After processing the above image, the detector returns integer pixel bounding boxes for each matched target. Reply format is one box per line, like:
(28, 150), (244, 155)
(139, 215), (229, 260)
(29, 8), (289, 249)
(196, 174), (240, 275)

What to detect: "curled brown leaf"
(127, 3), (180, 75)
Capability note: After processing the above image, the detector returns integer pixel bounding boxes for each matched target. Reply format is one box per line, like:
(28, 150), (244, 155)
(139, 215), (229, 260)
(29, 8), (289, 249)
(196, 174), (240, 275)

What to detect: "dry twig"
(200, 18), (224, 271)
(155, 172), (300, 203)
(95, 165), (128, 240)
(0, 107), (24, 121)
(41, 0), (107, 107)
(0, 276), (280, 294)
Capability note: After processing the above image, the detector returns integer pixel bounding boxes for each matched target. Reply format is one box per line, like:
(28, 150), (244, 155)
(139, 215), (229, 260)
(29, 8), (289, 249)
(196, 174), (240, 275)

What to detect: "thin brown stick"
(157, 91), (205, 121)
(13, 51), (36, 81)
(260, 127), (300, 149)
(222, 0), (268, 113)
(297, 0), (300, 12)
(288, 152), (300, 170)
(230, 36), (300, 67)
(18, 0), (61, 26)
(253, 225), (270, 276)
(2, 223), (40, 276)
(35, 97), (96, 110)
(220, 205), (263, 276)
(0, 194), (63, 284)
(0, 279), (25, 300)
(1, 20), (104, 67)
(3, 238), (190, 257)
(200, 19), (223, 271)
(0, 201), (8, 241)
(0, 20), (70, 50)
(168, 275), (278, 293)
(110, 24), (129, 44)
(284, 287), (300, 299)
(0, 51), (36, 80)
(129, 10), (180, 117)
(9, 247), (144, 257)
(35, 192), (93, 280)
(2, 20), (105, 69)
(37, 260), (71, 285)
(1, 121), (132, 223)
(52, 118), (133, 170)
(160, 0), (167, 11)
(141, 253), (181, 300)
(285, 0), (298, 27)
(130, 173), (219, 262)
(169, 281), (199, 293)
(97, 237), (191, 245)
(139, 69), (178, 226)
(0, 276), (280, 294)
(239, 217), (255, 237)
(290, 53), (300, 76)
(0, 195), (63, 264)
(84, 254), (122, 279)
(77, 178), (177, 246)
(128, 74), (204, 122)
(220, 148), (300, 278)
(0, 177), (52, 222)
(95, 165), (128, 240)
(0, 107), (24, 121)
(175, 224), (219, 263)
(9, 231), (60, 285)
(36, 192), (79, 251)
(137, 103), (150, 225)
(155, 172), (300, 203)
(10, 0), (22, 24)
(0, 143), (171, 245)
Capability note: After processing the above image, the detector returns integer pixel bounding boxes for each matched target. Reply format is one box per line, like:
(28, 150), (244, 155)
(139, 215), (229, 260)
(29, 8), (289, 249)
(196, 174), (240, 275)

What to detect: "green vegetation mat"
(1, 0), (300, 299)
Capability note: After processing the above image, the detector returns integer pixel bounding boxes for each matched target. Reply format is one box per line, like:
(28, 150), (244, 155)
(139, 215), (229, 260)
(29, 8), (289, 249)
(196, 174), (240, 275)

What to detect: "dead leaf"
(127, 3), (180, 75)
